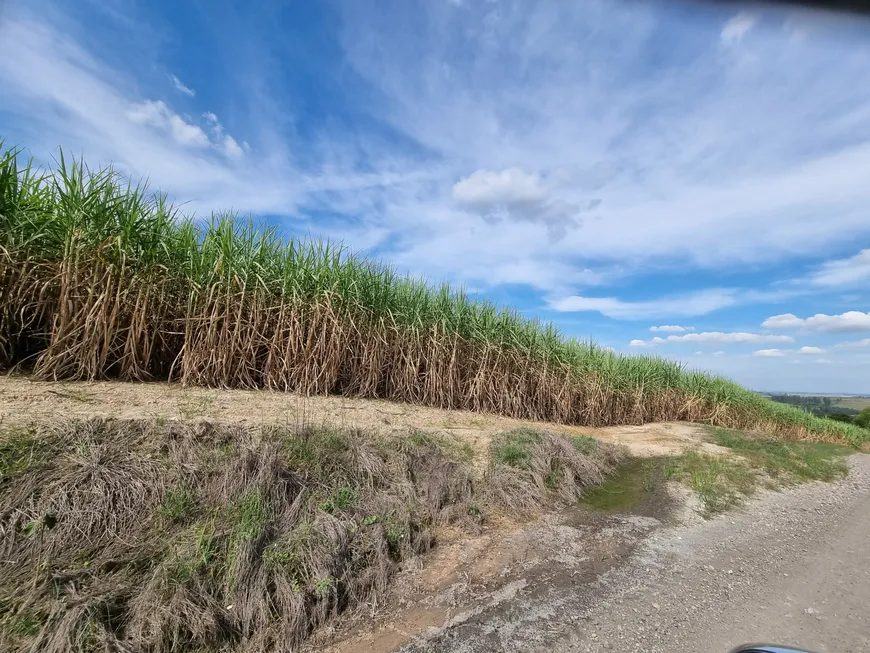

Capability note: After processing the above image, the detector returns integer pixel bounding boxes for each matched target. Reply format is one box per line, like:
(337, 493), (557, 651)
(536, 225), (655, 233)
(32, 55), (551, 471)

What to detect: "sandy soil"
(0, 376), (728, 463)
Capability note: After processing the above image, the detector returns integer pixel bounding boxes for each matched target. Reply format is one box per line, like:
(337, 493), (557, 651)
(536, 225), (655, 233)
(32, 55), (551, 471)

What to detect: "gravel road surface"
(404, 454), (870, 653)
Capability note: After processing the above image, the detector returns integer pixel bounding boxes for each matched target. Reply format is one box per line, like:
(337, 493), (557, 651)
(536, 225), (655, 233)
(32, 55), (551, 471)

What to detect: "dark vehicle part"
(731, 645), (821, 653)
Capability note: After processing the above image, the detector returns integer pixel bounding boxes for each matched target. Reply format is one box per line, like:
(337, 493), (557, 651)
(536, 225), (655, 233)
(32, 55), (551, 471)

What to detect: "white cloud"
(201, 111), (245, 159)
(809, 249), (870, 287)
(630, 332), (793, 348)
(815, 358), (834, 364)
(712, 351), (726, 358)
(721, 12), (758, 46)
(797, 346), (825, 355)
(650, 325), (694, 333)
(451, 167), (582, 237)
(169, 73), (195, 97)
(550, 289), (738, 319)
(762, 311), (870, 333)
(126, 100), (210, 147)
(693, 350), (703, 355)
(222, 134), (244, 158)
(754, 348), (786, 357)
(668, 332), (794, 345)
(761, 313), (803, 329)
(453, 168), (547, 205)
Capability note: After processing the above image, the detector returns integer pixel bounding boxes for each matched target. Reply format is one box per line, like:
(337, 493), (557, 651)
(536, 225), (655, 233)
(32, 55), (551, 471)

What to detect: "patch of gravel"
(403, 455), (870, 653)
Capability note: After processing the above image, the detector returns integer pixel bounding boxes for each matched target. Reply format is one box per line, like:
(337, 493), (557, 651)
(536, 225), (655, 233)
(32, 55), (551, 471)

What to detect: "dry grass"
(485, 429), (624, 513)
(0, 418), (623, 652)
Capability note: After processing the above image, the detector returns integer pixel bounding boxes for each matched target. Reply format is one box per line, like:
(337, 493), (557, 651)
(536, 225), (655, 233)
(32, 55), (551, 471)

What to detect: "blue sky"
(2, 0), (870, 393)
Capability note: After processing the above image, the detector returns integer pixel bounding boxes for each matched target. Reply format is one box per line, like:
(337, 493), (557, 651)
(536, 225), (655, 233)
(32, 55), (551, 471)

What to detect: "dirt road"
(402, 455), (870, 653)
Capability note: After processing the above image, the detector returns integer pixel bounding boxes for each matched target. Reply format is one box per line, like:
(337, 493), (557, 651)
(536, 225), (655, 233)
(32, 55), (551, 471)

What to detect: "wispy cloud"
(797, 346), (826, 355)
(0, 13), (426, 223)
(126, 100), (209, 148)
(339, 0), (870, 289)
(808, 249), (870, 287)
(550, 289), (739, 319)
(548, 285), (802, 320)
(169, 73), (195, 97)
(721, 12), (758, 46)
(202, 111), (245, 159)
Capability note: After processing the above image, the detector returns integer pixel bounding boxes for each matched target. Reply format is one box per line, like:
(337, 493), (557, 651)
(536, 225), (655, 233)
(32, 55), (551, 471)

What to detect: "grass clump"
(229, 489), (270, 541)
(664, 451), (755, 516)
(487, 428), (627, 513)
(0, 141), (866, 446)
(161, 520), (222, 587)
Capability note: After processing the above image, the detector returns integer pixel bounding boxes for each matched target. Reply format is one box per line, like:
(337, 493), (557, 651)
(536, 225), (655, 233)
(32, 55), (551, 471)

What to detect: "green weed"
(664, 451), (755, 516)
(177, 395), (214, 419)
(1, 608), (47, 642)
(158, 488), (199, 523)
(163, 520), (221, 587)
(582, 458), (665, 512)
(319, 486), (358, 513)
(711, 428), (850, 484)
(491, 428), (542, 469)
(571, 435), (599, 454)
(0, 429), (43, 479)
(405, 430), (475, 461)
(230, 489), (270, 541)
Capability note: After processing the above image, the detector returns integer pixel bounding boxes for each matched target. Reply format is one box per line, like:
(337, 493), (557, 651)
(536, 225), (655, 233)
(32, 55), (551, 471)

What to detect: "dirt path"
(0, 376), (727, 461)
(399, 454), (870, 653)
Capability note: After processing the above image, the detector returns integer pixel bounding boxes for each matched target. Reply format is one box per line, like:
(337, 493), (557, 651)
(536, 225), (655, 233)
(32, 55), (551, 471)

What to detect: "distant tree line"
(766, 394), (870, 429)
(767, 394), (856, 416)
